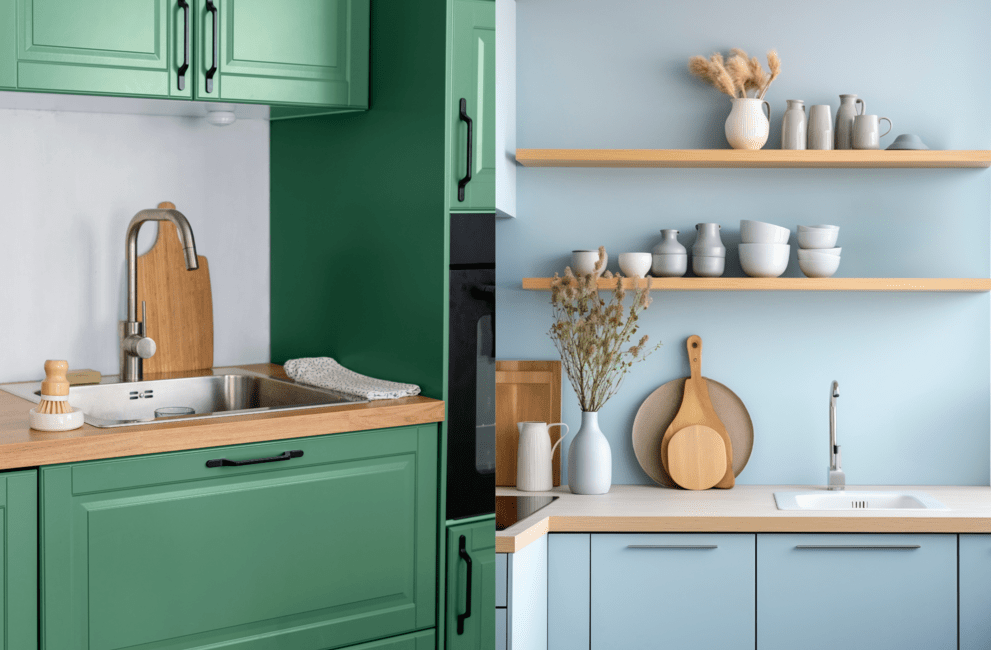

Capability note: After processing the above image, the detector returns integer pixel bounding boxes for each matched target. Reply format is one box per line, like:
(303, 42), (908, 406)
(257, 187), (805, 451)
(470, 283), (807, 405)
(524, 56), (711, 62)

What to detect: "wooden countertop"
(0, 363), (444, 470)
(496, 485), (991, 553)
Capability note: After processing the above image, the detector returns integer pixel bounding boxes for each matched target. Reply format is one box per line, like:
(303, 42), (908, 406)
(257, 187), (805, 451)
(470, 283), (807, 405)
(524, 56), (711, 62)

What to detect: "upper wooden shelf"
(515, 149), (991, 169)
(522, 277), (991, 292)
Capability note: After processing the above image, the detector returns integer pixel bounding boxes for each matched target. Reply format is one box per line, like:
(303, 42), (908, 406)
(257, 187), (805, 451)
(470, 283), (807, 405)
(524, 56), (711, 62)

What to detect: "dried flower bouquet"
(549, 247), (662, 413)
(689, 49), (780, 100)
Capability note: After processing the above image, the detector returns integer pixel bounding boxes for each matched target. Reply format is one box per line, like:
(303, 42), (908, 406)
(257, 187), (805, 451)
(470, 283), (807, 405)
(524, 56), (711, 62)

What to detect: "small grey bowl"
(652, 253), (688, 277)
(887, 134), (929, 150)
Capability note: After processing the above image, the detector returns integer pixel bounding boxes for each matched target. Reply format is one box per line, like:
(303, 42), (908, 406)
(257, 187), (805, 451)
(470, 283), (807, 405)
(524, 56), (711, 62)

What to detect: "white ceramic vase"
(724, 98), (771, 150)
(567, 411), (612, 495)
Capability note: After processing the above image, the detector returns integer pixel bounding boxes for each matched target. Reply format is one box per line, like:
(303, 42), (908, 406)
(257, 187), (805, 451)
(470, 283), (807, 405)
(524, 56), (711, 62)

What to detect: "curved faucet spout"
(125, 208), (198, 322)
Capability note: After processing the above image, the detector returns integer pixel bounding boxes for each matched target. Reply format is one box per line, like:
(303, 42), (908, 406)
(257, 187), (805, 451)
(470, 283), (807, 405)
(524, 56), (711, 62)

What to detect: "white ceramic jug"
(517, 421), (570, 492)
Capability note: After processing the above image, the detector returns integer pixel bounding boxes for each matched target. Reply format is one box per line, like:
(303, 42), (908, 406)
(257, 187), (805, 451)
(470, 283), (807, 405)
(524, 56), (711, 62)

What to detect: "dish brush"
(29, 360), (84, 431)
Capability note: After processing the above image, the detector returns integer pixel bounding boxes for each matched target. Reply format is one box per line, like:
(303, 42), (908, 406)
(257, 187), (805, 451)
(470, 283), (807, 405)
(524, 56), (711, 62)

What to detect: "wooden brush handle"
(41, 360), (70, 397)
(687, 335), (702, 380)
(157, 201), (176, 209)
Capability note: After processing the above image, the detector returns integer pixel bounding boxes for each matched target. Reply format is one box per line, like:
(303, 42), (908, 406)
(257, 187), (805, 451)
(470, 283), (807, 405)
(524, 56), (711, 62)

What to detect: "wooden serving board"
(495, 360), (562, 487)
(136, 203), (213, 375)
(660, 336), (734, 489)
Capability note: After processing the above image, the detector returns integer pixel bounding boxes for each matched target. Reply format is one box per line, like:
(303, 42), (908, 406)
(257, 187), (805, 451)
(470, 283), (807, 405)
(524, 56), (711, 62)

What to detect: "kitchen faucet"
(119, 207), (198, 382)
(827, 380), (844, 490)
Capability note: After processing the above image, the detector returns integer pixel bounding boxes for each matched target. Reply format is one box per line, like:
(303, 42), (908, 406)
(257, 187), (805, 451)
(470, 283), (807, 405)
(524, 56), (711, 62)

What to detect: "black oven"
(447, 214), (496, 521)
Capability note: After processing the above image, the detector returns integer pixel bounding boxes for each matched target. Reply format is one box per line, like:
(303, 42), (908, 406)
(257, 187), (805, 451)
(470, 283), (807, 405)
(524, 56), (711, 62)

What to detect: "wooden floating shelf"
(522, 277), (991, 292)
(515, 149), (991, 169)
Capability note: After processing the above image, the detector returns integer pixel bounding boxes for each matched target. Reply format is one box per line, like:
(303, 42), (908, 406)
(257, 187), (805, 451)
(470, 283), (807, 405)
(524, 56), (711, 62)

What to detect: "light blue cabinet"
(548, 534), (588, 650)
(591, 534), (755, 650)
(961, 534), (991, 650)
(757, 533), (956, 650)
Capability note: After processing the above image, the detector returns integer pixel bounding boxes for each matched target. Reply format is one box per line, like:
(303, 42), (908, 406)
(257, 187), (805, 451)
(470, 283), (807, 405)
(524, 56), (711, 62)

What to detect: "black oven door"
(447, 265), (496, 521)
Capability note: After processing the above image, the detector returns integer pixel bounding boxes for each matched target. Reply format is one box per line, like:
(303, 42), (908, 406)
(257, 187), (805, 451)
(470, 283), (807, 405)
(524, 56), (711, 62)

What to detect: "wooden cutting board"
(495, 360), (562, 487)
(660, 335), (735, 489)
(666, 424), (727, 490)
(136, 202), (213, 375)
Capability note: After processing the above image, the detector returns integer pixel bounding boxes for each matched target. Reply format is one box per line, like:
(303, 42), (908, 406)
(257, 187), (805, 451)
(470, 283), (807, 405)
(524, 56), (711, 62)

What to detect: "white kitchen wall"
(0, 106), (270, 383)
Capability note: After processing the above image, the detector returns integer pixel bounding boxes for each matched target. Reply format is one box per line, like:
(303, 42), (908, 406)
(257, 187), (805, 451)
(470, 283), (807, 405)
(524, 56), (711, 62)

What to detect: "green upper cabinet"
(450, 0), (495, 212)
(0, 0), (15, 88)
(194, 0), (369, 108)
(0, 470), (38, 650)
(41, 425), (437, 650)
(16, 0), (191, 98)
(446, 517), (496, 650)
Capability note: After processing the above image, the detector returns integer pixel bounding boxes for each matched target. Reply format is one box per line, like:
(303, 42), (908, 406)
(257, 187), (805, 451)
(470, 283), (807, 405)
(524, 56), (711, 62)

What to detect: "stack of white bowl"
(738, 220), (791, 278)
(796, 225), (841, 277)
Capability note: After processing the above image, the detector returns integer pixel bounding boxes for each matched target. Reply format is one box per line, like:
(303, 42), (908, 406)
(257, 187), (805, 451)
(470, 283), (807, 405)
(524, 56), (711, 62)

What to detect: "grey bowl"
(887, 134), (929, 150)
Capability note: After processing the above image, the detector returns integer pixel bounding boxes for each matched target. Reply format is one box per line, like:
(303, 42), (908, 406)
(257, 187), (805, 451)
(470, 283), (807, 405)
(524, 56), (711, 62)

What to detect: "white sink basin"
(774, 491), (948, 511)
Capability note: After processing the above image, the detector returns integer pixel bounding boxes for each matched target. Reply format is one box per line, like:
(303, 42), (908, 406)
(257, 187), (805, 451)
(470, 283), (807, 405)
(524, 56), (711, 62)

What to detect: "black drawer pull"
(457, 98), (472, 202)
(457, 535), (473, 634)
(177, 0), (189, 90)
(627, 545), (718, 550)
(205, 0), (218, 93)
(206, 450), (303, 468)
(795, 545), (920, 550)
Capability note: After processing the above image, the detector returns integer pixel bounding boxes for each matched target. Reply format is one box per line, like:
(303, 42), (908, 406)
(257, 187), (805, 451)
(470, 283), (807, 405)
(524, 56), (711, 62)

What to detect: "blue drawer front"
(757, 533), (956, 650)
(591, 533), (756, 650)
(961, 534), (991, 650)
(549, 534), (590, 650)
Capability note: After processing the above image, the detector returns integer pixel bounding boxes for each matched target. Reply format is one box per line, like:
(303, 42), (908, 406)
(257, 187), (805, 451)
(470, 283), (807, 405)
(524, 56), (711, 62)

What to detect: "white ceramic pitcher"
(516, 421), (570, 492)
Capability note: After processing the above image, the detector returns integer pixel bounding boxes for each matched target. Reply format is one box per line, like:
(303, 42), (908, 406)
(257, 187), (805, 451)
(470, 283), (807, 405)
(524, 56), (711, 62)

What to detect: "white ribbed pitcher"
(725, 98), (771, 150)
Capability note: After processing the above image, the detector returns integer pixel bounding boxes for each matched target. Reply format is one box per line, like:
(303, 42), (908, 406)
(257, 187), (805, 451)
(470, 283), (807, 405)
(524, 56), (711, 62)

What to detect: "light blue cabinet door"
(757, 534), (956, 650)
(548, 534), (588, 650)
(591, 534), (755, 650)
(961, 534), (991, 650)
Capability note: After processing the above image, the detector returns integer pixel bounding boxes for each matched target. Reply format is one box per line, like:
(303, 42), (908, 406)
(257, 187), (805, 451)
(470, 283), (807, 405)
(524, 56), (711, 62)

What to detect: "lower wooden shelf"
(522, 277), (991, 292)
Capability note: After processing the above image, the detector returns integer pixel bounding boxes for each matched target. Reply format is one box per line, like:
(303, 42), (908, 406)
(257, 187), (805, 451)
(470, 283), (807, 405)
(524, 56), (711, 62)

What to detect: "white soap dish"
(29, 407), (84, 432)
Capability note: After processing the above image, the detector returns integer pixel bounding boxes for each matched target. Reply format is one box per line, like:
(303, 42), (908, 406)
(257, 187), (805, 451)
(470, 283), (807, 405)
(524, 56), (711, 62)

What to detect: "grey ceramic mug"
(852, 115), (892, 150)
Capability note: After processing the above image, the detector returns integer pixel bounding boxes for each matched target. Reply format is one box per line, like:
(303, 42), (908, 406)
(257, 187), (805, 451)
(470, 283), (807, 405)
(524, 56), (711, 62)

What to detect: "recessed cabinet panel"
(1, 0), (17, 88)
(757, 533), (956, 650)
(450, 0), (496, 211)
(16, 0), (190, 97)
(0, 470), (38, 649)
(591, 533), (755, 650)
(42, 425), (438, 650)
(960, 534), (991, 650)
(196, 0), (369, 107)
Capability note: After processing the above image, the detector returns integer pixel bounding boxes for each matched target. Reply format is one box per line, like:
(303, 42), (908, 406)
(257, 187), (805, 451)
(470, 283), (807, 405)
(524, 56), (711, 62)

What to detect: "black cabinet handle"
(205, 0), (218, 93)
(177, 0), (189, 90)
(206, 450), (303, 468)
(457, 98), (472, 202)
(457, 535), (473, 634)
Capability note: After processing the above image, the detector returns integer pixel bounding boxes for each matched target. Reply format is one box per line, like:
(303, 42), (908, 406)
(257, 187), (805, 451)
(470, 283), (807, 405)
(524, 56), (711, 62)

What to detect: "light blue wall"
(498, 0), (991, 486)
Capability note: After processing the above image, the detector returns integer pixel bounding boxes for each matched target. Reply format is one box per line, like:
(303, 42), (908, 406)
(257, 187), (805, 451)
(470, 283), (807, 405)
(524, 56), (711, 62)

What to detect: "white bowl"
(799, 256), (841, 278)
(692, 255), (725, 278)
(798, 224), (840, 232)
(572, 250), (607, 276)
(740, 220), (790, 244)
(797, 229), (839, 249)
(738, 243), (791, 278)
(652, 253), (688, 277)
(618, 252), (652, 278)
(797, 248), (842, 259)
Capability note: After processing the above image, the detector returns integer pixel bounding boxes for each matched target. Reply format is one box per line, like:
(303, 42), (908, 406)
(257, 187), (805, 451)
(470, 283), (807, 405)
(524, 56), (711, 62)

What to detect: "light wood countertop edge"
(0, 363), (444, 469)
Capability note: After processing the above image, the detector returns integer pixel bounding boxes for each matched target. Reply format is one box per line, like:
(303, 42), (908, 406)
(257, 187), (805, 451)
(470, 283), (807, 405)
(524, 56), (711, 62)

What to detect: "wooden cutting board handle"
(660, 335), (735, 489)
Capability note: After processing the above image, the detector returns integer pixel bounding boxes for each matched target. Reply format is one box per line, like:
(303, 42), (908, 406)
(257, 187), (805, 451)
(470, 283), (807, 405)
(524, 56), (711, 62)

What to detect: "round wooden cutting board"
(632, 378), (754, 489)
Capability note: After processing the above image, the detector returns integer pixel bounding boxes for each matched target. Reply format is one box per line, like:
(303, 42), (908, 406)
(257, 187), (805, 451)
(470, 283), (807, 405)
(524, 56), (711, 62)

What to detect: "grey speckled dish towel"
(284, 357), (421, 401)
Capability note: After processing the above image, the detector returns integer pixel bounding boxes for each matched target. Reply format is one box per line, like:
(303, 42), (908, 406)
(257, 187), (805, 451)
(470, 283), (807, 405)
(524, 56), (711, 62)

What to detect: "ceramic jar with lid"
(651, 229), (688, 277)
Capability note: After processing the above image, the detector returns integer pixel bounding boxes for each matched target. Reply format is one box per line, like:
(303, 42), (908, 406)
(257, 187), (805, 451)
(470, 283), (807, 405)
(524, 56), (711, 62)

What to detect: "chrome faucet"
(827, 380), (844, 490)
(119, 207), (198, 382)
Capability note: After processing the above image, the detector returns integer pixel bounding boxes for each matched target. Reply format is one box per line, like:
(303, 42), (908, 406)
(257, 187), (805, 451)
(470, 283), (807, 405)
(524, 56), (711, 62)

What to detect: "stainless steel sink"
(1, 368), (365, 428)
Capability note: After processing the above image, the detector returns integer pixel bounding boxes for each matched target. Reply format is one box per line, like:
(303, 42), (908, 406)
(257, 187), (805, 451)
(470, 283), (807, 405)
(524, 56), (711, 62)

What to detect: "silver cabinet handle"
(795, 545), (921, 550)
(627, 545), (718, 550)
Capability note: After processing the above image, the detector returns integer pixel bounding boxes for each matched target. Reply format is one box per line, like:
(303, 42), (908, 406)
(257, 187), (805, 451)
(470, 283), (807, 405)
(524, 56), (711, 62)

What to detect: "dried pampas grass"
(688, 48), (782, 100)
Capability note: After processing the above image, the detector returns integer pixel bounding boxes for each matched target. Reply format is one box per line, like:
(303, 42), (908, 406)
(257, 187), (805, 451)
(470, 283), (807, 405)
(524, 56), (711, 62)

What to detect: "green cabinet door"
(446, 517), (496, 650)
(194, 0), (369, 108)
(0, 0), (14, 88)
(42, 425), (438, 650)
(450, 0), (496, 212)
(0, 470), (38, 650)
(16, 0), (191, 98)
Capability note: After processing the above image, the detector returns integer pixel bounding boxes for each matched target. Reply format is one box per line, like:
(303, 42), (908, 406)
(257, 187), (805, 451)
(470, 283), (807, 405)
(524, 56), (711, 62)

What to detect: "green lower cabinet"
(0, 469), (38, 649)
(16, 0), (190, 98)
(446, 517), (496, 650)
(41, 425), (438, 650)
(194, 0), (369, 108)
(450, 0), (496, 212)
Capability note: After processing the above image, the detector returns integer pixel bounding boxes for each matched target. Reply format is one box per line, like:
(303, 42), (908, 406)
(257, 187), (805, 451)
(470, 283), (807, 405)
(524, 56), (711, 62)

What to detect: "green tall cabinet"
(450, 0), (496, 212)
(0, 470), (37, 650)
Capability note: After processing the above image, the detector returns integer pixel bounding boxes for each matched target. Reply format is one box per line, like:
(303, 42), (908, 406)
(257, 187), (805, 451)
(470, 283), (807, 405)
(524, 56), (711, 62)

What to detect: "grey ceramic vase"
(782, 100), (807, 150)
(692, 223), (725, 257)
(834, 94), (865, 150)
(653, 229), (687, 255)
